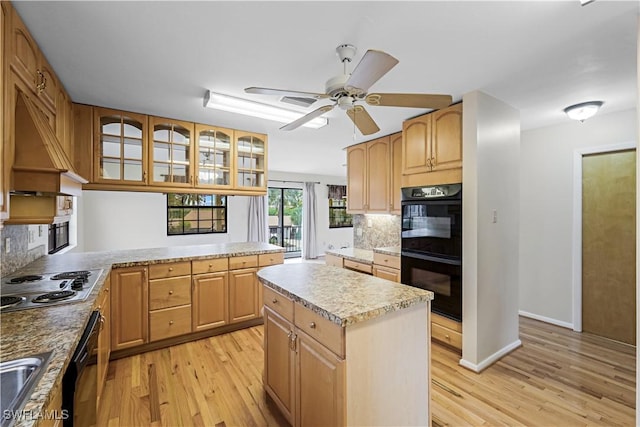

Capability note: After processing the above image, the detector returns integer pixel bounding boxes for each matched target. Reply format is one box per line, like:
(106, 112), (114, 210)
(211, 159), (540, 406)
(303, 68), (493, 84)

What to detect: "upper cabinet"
(235, 132), (267, 191)
(195, 124), (234, 189)
(402, 103), (462, 187)
(346, 144), (366, 213)
(94, 107), (147, 185)
(149, 117), (194, 187)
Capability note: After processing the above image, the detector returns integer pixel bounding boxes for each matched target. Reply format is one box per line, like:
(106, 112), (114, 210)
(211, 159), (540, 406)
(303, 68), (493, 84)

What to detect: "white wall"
(461, 91), (521, 371)
(519, 109), (637, 327)
(269, 170), (353, 255)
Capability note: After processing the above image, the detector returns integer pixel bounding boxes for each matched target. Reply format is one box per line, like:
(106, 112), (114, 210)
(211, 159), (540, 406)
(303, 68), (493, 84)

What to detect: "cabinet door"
(195, 124), (234, 189)
(95, 108), (147, 184)
(346, 143), (366, 213)
(97, 284), (111, 412)
(192, 271), (228, 331)
(264, 308), (295, 424)
(149, 117), (194, 187)
(229, 268), (259, 323)
(8, 8), (38, 94)
(296, 330), (345, 427)
(366, 136), (390, 213)
(37, 58), (57, 113)
(235, 132), (266, 190)
(111, 266), (148, 351)
(55, 86), (72, 158)
(431, 103), (462, 172)
(402, 114), (431, 175)
(390, 132), (403, 214)
(1, 2), (7, 222)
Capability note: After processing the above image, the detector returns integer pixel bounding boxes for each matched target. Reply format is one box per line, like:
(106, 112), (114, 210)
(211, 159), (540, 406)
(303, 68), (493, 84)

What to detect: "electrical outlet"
(28, 230), (35, 244)
(367, 219), (373, 228)
(38, 225), (43, 237)
(356, 227), (363, 237)
(5, 237), (10, 254)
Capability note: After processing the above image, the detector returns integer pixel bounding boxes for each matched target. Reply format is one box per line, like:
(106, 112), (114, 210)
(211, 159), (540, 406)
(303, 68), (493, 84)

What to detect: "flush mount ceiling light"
(203, 91), (328, 129)
(563, 101), (603, 122)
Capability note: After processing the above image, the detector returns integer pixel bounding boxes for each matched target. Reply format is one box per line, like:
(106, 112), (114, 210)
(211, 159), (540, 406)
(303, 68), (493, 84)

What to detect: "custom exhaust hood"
(12, 91), (87, 196)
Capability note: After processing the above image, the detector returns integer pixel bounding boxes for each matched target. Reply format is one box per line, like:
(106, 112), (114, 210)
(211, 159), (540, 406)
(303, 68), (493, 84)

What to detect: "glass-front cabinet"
(235, 132), (266, 190)
(94, 108), (147, 184)
(149, 117), (194, 187)
(195, 124), (234, 189)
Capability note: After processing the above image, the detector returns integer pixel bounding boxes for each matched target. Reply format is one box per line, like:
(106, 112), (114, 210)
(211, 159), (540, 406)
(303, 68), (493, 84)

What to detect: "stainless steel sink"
(1, 352), (52, 427)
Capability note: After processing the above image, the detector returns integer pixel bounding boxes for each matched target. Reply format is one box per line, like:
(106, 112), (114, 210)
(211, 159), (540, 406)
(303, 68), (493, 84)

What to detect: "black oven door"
(401, 199), (461, 260)
(401, 252), (462, 322)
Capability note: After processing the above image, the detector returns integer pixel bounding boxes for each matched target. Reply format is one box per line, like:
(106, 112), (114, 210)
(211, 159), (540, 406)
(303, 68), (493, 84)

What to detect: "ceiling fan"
(245, 44), (452, 135)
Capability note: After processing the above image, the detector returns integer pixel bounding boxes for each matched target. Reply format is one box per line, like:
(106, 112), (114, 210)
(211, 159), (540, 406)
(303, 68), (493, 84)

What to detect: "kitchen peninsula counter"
(1, 242), (283, 427)
(257, 263), (432, 426)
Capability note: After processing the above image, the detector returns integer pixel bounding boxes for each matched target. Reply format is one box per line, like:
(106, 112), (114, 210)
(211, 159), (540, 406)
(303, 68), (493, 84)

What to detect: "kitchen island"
(0, 242), (283, 427)
(258, 263), (433, 426)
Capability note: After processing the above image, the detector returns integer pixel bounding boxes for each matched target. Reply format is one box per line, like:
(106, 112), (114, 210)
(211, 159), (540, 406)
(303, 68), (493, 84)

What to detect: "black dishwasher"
(62, 310), (101, 427)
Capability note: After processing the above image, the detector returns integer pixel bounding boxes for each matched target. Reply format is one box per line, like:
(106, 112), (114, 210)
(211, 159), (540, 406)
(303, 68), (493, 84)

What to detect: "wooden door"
(431, 103), (462, 172)
(264, 308), (295, 424)
(229, 268), (259, 323)
(582, 149), (636, 344)
(402, 114), (431, 175)
(390, 132), (403, 214)
(366, 136), (390, 213)
(111, 266), (148, 350)
(192, 271), (228, 331)
(346, 143), (366, 213)
(296, 330), (345, 427)
(96, 284), (111, 412)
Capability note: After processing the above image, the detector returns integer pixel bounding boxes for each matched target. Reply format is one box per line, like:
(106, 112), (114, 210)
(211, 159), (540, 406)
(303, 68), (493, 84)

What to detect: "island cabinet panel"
(229, 267), (259, 323)
(294, 303), (345, 358)
(111, 266), (149, 351)
(264, 307), (295, 424)
(192, 271), (228, 332)
(264, 286), (294, 320)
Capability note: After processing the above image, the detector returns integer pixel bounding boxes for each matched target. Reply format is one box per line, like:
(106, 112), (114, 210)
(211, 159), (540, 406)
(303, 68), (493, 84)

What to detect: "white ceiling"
(13, 1), (638, 178)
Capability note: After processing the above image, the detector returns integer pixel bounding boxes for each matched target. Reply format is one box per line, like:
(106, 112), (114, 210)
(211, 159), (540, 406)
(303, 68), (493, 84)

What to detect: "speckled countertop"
(257, 263), (432, 327)
(325, 246), (401, 264)
(1, 242), (283, 427)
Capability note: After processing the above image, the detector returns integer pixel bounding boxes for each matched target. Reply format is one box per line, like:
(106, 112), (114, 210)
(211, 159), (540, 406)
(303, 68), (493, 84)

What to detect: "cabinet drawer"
(431, 322), (462, 350)
(149, 276), (191, 310)
(432, 312), (462, 333)
(150, 305), (192, 341)
(192, 257), (228, 274)
(373, 265), (401, 282)
(229, 255), (258, 270)
(325, 253), (344, 268)
(149, 261), (191, 279)
(259, 252), (284, 267)
(294, 303), (344, 358)
(373, 252), (400, 269)
(264, 286), (293, 321)
(343, 259), (373, 275)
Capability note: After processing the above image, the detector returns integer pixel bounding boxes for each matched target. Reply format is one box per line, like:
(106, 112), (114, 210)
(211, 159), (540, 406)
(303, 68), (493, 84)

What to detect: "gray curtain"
(247, 195), (268, 242)
(302, 182), (318, 259)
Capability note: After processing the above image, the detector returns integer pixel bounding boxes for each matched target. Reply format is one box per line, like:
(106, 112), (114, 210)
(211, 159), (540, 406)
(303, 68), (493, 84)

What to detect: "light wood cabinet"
(342, 259), (372, 275)
(96, 282), (111, 413)
(40, 381), (63, 427)
(431, 312), (462, 351)
(0, 2), (7, 225)
(235, 131), (267, 191)
(148, 117), (194, 187)
(148, 261), (192, 342)
(264, 307), (296, 424)
(192, 271), (228, 332)
(325, 253), (344, 268)
(366, 136), (391, 213)
(229, 267), (259, 323)
(111, 266), (148, 351)
(346, 144), (366, 213)
(402, 103), (463, 187)
(390, 132), (402, 214)
(372, 265), (400, 282)
(195, 124), (234, 189)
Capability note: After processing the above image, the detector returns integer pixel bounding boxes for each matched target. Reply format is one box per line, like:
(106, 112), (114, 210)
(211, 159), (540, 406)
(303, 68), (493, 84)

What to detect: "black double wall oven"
(401, 183), (462, 322)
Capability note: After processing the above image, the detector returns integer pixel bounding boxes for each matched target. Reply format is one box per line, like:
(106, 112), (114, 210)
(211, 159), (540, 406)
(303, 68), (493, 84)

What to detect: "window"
(48, 222), (69, 254)
(268, 187), (302, 257)
(328, 185), (352, 228)
(167, 194), (227, 235)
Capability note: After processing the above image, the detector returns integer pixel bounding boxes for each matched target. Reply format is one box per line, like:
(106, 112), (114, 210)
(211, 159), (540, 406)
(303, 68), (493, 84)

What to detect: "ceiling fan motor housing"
(325, 74), (350, 98)
(336, 44), (356, 63)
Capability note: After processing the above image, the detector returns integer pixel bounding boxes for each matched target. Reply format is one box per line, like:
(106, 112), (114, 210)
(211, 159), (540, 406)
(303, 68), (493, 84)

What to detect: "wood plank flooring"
(98, 317), (635, 426)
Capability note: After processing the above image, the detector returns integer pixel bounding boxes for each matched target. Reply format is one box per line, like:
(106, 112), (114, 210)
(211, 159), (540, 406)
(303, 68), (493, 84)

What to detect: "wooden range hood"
(12, 92), (87, 196)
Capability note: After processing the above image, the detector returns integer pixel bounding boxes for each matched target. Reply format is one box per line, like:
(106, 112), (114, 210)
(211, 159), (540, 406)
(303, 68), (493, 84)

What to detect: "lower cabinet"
(372, 265), (400, 282)
(96, 282), (111, 412)
(110, 266), (148, 351)
(192, 271), (229, 331)
(264, 308), (296, 422)
(148, 261), (192, 342)
(431, 312), (462, 351)
(40, 382), (63, 427)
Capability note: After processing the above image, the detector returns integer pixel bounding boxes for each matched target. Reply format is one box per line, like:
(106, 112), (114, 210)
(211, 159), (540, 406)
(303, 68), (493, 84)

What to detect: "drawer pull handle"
(169, 267), (174, 271)
(272, 298), (278, 304)
(309, 322), (316, 329)
(169, 320), (174, 325)
(169, 290), (174, 295)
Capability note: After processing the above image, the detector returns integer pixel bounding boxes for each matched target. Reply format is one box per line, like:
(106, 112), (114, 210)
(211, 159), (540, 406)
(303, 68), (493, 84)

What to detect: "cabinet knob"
(209, 263), (213, 268)
(105, 288), (109, 293)
(272, 298), (278, 304)
(309, 322), (316, 329)
(169, 267), (174, 272)
(169, 320), (174, 325)
(169, 290), (174, 295)
(445, 334), (450, 341)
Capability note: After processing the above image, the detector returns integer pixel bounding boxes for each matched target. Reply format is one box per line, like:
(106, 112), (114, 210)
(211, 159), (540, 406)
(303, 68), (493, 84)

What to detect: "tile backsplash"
(353, 214), (401, 249)
(1, 225), (46, 276)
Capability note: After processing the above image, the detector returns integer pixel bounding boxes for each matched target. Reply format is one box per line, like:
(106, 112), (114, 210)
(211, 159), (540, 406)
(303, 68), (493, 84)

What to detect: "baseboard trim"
(519, 310), (573, 329)
(459, 338), (522, 373)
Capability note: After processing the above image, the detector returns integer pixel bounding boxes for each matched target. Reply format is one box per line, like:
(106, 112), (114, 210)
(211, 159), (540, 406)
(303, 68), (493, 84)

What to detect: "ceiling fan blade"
(346, 105), (380, 135)
(345, 50), (399, 95)
(366, 93), (453, 109)
(280, 104), (334, 131)
(245, 87), (329, 100)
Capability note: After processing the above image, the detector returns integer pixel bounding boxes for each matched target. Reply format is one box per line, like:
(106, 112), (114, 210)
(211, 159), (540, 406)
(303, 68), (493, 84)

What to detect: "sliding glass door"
(268, 188), (302, 258)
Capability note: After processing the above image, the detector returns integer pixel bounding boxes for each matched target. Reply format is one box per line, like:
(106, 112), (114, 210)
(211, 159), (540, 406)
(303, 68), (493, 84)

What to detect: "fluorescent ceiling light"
(204, 91), (328, 129)
(563, 101), (603, 122)
(580, 0), (596, 6)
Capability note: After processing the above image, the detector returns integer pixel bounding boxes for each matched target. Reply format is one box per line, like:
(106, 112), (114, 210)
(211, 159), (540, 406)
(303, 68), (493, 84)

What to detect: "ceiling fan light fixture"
(563, 101), (603, 122)
(204, 91), (328, 129)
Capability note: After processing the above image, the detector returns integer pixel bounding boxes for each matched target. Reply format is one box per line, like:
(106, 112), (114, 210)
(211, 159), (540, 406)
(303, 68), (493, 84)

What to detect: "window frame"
(48, 222), (69, 254)
(166, 193), (227, 236)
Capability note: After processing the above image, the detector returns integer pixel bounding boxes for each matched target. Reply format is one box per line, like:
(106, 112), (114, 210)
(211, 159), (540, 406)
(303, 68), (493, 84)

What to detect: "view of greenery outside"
(167, 193), (227, 235)
(268, 188), (303, 253)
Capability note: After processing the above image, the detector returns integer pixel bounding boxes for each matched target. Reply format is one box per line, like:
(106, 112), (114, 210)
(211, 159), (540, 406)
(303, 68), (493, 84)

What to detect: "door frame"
(571, 141), (637, 332)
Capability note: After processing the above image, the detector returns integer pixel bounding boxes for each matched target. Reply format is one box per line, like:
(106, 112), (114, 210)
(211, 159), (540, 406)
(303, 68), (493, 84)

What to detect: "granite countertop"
(257, 263), (432, 327)
(1, 241), (283, 427)
(325, 246), (401, 264)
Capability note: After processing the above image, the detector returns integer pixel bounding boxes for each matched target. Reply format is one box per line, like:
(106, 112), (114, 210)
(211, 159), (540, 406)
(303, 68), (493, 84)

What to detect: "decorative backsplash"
(1, 225), (46, 276)
(353, 214), (401, 249)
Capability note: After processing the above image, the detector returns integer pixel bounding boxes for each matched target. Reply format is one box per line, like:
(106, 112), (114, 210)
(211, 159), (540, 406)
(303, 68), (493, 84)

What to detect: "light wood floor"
(98, 317), (635, 426)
